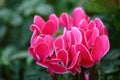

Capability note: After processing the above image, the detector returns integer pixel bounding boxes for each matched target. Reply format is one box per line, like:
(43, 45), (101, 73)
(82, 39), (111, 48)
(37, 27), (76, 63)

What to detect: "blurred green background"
(0, 0), (120, 80)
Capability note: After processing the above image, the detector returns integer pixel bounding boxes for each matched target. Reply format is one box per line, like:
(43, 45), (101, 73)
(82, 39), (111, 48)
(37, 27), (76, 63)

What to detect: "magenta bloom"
(29, 7), (110, 75)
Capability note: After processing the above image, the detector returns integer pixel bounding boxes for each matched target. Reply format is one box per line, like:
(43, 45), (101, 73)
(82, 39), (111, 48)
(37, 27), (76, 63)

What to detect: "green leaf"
(10, 50), (28, 60)
(0, 25), (6, 42)
(1, 46), (16, 65)
(35, 4), (54, 16)
(104, 49), (120, 60)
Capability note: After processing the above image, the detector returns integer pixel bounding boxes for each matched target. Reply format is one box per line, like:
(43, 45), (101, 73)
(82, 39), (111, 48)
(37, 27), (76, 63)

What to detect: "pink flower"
(29, 7), (110, 76)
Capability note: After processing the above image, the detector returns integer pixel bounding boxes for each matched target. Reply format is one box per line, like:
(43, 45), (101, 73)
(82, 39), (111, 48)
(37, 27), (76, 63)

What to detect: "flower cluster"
(29, 7), (110, 75)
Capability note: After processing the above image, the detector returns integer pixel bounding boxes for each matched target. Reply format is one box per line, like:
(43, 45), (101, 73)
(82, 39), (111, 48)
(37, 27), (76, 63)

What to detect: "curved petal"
(95, 18), (108, 36)
(59, 13), (73, 29)
(30, 30), (37, 46)
(69, 68), (77, 75)
(34, 42), (50, 61)
(87, 28), (99, 46)
(100, 35), (110, 57)
(41, 20), (57, 36)
(80, 29), (89, 49)
(34, 15), (45, 29)
(36, 61), (50, 68)
(57, 49), (68, 67)
(54, 36), (65, 50)
(49, 14), (59, 31)
(44, 35), (54, 56)
(75, 44), (94, 67)
(71, 27), (82, 44)
(88, 20), (96, 30)
(73, 7), (87, 27)
(91, 36), (110, 63)
(51, 63), (67, 74)
(29, 47), (38, 61)
(78, 20), (88, 31)
(30, 24), (41, 33)
(68, 52), (80, 69)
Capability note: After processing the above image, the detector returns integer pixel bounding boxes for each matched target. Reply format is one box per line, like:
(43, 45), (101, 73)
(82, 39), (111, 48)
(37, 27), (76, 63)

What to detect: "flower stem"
(52, 73), (58, 80)
(80, 67), (85, 80)
(89, 65), (97, 80)
(74, 73), (78, 80)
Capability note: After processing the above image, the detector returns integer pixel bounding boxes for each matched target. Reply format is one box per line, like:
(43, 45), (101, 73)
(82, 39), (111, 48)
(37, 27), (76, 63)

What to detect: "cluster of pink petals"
(29, 7), (110, 75)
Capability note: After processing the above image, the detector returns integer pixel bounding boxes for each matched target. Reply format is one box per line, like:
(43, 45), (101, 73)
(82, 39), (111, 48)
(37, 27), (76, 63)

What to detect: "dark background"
(0, 0), (120, 80)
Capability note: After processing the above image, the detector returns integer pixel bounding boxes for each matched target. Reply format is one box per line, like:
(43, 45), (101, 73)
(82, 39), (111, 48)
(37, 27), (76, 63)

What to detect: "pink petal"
(41, 20), (57, 36)
(75, 65), (81, 73)
(91, 35), (110, 63)
(78, 20), (88, 31)
(59, 13), (73, 29)
(51, 63), (67, 74)
(100, 35), (110, 57)
(30, 24), (41, 33)
(95, 18), (108, 36)
(75, 44), (94, 67)
(70, 31), (76, 45)
(30, 30), (37, 46)
(34, 15), (45, 29)
(29, 47), (38, 61)
(80, 29), (89, 49)
(54, 36), (65, 50)
(49, 14), (59, 31)
(88, 21), (96, 30)
(68, 52), (80, 69)
(69, 68), (77, 75)
(44, 35), (54, 56)
(36, 61), (50, 68)
(87, 28), (99, 46)
(71, 27), (82, 44)
(63, 28), (68, 49)
(57, 49), (68, 67)
(66, 31), (71, 48)
(46, 58), (61, 64)
(73, 7), (87, 27)
(34, 36), (44, 46)
(34, 42), (50, 61)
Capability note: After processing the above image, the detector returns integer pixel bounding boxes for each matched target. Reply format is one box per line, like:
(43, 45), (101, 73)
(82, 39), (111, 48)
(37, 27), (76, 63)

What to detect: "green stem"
(74, 73), (78, 80)
(80, 68), (86, 80)
(52, 73), (58, 80)
(89, 65), (97, 80)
